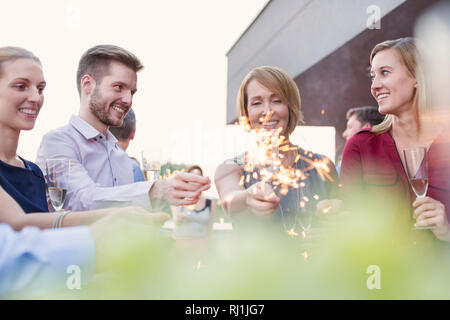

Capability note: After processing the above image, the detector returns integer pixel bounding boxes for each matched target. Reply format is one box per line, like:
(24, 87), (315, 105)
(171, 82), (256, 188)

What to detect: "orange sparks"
(261, 110), (275, 126)
(196, 260), (201, 270)
(239, 116), (251, 131)
(234, 117), (335, 201)
(297, 154), (335, 182)
(321, 109), (325, 115)
(287, 228), (298, 237)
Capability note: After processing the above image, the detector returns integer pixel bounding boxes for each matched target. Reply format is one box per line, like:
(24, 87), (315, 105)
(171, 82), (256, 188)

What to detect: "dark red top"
(341, 129), (450, 227)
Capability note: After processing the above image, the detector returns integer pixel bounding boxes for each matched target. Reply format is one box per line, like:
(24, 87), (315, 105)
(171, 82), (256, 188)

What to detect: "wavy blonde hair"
(237, 66), (304, 137)
(370, 38), (428, 134)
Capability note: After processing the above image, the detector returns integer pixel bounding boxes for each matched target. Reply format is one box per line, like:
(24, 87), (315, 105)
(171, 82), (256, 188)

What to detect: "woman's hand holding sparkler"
(246, 182), (280, 218)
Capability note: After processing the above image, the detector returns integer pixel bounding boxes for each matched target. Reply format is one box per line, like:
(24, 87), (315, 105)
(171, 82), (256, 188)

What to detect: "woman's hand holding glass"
(45, 159), (70, 211)
(413, 197), (450, 240)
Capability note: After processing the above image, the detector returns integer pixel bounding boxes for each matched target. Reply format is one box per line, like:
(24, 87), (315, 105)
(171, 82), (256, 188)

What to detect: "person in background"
(36, 44), (210, 211)
(171, 165), (216, 239)
(109, 108), (145, 182)
(342, 106), (385, 141)
(336, 106), (385, 174)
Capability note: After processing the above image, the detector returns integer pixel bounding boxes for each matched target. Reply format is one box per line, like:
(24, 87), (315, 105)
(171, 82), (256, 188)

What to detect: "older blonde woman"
(215, 66), (338, 232)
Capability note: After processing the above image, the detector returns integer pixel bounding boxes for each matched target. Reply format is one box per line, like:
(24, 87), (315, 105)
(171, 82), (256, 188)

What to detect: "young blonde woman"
(0, 46), (168, 230)
(340, 38), (450, 241)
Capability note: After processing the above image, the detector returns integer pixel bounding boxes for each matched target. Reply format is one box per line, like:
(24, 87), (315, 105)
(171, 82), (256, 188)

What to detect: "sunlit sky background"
(1, 0), (272, 193)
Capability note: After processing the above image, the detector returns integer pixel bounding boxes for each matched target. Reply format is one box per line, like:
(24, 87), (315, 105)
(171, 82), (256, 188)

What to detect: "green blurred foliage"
(34, 191), (450, 300)
(161, 162), (188, 178)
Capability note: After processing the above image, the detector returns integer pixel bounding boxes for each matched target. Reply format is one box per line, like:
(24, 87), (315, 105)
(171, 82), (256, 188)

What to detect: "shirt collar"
(69, 115), (118, 144)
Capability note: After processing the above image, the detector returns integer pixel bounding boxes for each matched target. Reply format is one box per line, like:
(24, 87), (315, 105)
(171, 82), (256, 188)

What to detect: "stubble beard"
(89, 87), (123, 127)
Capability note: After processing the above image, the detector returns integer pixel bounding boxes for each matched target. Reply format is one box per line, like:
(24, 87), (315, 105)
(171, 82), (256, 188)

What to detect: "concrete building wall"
(226, 0), (405, 124)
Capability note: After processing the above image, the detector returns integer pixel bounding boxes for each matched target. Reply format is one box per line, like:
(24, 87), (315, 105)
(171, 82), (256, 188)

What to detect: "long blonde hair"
(370, 38), (428, 134)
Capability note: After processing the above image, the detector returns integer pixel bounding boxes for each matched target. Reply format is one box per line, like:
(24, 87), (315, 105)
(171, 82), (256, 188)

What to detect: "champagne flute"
(45, 159), (70, 211)
(141, 148), (161, 181)
(403, 147), (434, 230)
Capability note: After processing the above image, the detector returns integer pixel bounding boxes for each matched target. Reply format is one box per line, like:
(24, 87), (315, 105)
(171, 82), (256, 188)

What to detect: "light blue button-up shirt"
(36, 115), (154, 211)
(0, 224), (95, 298)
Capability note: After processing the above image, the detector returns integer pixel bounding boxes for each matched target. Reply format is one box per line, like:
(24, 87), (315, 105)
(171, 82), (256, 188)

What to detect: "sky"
(1, 0), (269, 195)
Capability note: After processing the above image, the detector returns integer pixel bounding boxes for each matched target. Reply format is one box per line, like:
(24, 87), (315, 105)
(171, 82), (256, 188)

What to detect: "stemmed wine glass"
(45, 159), (70, 211)
(403, 147), (435, 230)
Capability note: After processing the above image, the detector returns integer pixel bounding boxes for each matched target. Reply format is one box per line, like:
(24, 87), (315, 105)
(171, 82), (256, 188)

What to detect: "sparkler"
(220, 114), (335, 239)
(234, 114), (334, 195)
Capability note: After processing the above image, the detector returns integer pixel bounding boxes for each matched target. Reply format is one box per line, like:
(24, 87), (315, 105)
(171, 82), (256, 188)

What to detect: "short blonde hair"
(237, 66), (303, 136)
(370, 38), (428, 134)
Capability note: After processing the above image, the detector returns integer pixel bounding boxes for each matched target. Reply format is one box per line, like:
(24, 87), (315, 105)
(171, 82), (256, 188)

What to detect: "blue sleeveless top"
(0, 157), (48, 213)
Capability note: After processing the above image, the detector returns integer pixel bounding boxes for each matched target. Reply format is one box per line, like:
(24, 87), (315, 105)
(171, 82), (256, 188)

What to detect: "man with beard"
(36, 45), (209, 211)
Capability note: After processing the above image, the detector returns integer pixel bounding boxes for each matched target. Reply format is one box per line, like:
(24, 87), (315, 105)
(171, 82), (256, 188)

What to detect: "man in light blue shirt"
(36, 44), (209, 212)
(109, 109), (146, 182)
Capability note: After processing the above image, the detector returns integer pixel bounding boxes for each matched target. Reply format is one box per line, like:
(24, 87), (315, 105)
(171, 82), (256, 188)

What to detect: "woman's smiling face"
(370, 48), (417, 116)
(0, 58), (46, 132)
(246, 79), (289, 136)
